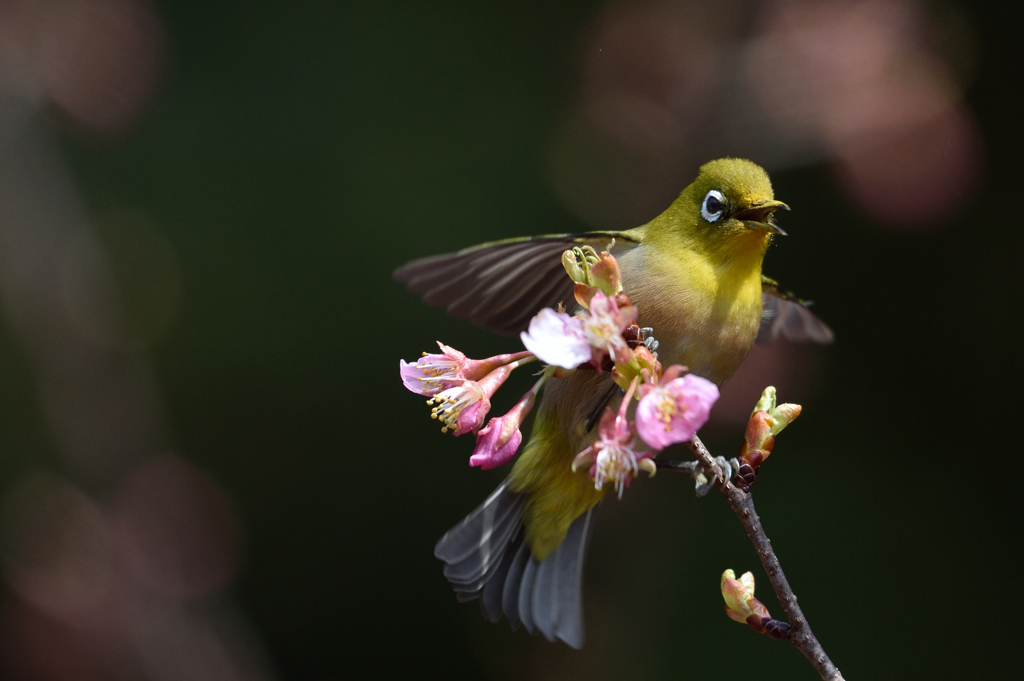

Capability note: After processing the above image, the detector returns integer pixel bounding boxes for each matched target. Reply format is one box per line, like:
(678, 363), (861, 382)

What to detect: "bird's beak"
(734, 200), (789, 236)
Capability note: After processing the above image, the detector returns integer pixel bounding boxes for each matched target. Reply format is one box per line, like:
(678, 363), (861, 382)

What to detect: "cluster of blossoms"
(400, 246), (719, 497)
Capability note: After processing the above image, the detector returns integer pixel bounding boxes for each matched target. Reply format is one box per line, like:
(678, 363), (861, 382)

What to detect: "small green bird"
(395, 158), (831, 648)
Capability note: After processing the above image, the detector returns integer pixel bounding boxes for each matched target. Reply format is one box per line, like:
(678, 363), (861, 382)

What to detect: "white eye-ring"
(701, 189), (726, 222)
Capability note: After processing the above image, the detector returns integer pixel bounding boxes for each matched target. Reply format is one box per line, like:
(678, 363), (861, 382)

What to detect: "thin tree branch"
(685, 435), (846, 681)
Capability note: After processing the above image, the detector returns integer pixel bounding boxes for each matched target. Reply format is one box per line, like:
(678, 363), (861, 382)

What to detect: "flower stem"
(502, 350), (537, 366)
(685, 435), (846, 681)
(617, 376), (639, 419)
(526, 364), (554, 396)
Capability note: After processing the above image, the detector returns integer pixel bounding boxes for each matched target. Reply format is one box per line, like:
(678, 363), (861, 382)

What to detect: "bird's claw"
(654, 456), (740, 496)
(692, 456), (739, 496)
(638, 327), (659, 354)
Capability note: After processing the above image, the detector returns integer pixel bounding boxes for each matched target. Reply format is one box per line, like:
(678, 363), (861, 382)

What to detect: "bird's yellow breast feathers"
(621, 157), (781, 382)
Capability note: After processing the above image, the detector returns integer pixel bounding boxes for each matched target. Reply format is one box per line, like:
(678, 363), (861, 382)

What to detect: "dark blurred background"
(0, 0), (1019, 679)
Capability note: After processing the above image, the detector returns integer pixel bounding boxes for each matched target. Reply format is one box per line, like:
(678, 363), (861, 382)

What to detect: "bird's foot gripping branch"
(400, 246), (719, 496)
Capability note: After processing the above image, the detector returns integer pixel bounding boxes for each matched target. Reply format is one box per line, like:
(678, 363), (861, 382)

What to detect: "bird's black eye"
(701, 189), (726, 223)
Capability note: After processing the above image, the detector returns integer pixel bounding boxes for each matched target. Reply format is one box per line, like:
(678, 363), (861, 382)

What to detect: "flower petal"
(520, 308), (591, 369)
(453, 399), (490, 436)
(469, 422), (522, 470)
(635, 373), (719, 450)
(399, 358), (435, 395)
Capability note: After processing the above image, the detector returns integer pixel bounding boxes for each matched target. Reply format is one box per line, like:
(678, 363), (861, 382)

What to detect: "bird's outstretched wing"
(393, 232), (637, 336)
(758, 275), (834, 345)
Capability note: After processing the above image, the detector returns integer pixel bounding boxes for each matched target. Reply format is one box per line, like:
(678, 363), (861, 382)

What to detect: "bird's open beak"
(735, 200), (789, 236)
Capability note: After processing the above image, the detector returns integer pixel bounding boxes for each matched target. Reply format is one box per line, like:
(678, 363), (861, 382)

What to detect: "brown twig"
(685, 435), (846, 681)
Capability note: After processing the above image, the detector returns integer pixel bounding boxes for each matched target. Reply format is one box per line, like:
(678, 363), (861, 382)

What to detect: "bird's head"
(654, 158), (789, 261)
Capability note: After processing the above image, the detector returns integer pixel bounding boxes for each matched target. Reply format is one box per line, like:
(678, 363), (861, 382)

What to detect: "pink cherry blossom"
(520, 308), (591, 369)
(580, 291), (637, 366)
(572, 380), (654, 498)
(636, 368), (719, 450)
(400, 343), (467, 395)
(428, 363), (518, 436)
(520, 292), (638, 371)
(400, 343), (532, 396)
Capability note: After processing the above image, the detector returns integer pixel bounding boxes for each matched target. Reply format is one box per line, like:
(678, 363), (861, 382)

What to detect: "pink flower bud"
(588, 250), (623, 297)
(468, 387), (538, 470)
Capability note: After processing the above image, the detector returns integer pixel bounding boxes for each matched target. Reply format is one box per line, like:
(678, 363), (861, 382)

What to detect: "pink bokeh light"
(110, 455), (243, 602)
(552, 0), (982, 230)
(0, 0), (163, 133)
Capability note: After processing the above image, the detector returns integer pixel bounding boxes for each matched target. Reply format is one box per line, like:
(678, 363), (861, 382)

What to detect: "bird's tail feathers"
(435, 480), (596, 649)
